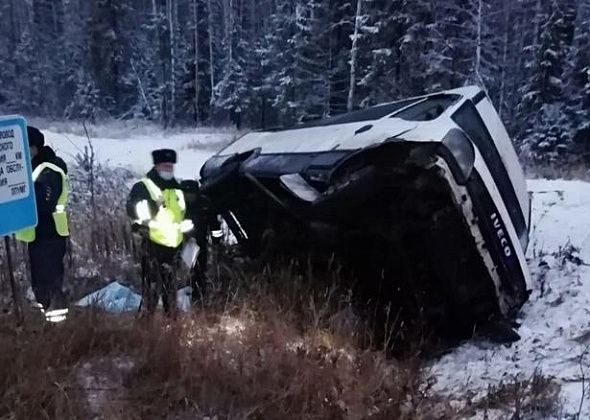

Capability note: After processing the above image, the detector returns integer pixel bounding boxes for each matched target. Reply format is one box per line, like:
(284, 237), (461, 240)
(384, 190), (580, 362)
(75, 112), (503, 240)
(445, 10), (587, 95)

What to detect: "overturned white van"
(200, 86), (532, 337)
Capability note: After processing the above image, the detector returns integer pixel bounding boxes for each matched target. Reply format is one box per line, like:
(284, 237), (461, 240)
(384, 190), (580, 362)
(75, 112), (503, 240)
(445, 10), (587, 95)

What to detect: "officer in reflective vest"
(126, 149), (194, 315)
(15, 126), (69, 322)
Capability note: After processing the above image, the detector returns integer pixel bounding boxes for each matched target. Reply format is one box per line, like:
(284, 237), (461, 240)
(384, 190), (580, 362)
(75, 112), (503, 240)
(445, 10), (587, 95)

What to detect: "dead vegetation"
(0, 265), (563, 420)
(0, 306), (453, 419)
(460, 371), (562, 419)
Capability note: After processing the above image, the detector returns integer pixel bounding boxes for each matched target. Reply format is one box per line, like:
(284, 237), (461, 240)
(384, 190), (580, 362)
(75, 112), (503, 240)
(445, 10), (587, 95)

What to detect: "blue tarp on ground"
(76, 281), (193, 313)
(76, 282), (142, 312)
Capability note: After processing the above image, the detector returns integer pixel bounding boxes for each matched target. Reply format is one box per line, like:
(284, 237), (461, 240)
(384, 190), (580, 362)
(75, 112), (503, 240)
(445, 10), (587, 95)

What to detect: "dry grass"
(0, 305), (459, 420)
(0, 252), (460, 419)
(65, 161), (138, 296)
(0, 311), (139, 419)
(123, 317), (417, 419)
(0, 266), (562, 420)
(461, 371), (562, 419)
(0, 266), (563, 420)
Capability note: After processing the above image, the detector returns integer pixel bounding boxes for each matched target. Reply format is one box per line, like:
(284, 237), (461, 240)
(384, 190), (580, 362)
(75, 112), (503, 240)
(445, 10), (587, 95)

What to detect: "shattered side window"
(392, 95), (461, 121)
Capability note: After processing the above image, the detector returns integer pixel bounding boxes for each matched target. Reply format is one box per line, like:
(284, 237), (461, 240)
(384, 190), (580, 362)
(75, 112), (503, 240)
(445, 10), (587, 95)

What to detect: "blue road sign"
(0, 116), (37, 237)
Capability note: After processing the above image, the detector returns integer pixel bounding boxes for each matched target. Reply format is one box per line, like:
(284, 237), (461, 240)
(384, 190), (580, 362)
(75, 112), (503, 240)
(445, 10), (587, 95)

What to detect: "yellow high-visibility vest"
(15, 162), (69, 243)
(137, 177), (186, 248)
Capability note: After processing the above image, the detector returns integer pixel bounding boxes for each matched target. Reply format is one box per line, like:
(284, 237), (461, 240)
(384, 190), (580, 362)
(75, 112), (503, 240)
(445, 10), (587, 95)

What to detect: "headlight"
(305, 168), (331, 184)
(442, 128), (475, 183)
(304, 152), (348, 185)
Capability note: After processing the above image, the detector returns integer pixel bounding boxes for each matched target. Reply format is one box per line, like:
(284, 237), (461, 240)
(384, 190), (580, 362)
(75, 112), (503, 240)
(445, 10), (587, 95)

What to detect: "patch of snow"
(29, 117), (236, 141)
(41, 128), (234, 180)
(181, 315), (248, 349)
(431, 179), (590, 418)
(527, 180), (590, 262)
(76, 265), (101, 279)
(217, 315), (247, 337)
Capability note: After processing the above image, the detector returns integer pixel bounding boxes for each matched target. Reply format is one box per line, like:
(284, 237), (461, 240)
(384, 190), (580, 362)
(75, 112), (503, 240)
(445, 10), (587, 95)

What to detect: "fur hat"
(27, 126), (45, 148)
(152, 149), (177, 164)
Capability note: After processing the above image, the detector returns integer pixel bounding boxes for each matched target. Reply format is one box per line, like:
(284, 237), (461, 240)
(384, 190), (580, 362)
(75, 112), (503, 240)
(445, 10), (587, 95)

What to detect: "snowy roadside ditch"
(430, 180), (590, 418)
(33, 126), (590, 417)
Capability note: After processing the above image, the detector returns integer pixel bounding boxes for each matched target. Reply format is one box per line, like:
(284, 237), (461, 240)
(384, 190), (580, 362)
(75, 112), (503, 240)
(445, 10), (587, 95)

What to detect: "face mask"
(158, 170), (174, 181)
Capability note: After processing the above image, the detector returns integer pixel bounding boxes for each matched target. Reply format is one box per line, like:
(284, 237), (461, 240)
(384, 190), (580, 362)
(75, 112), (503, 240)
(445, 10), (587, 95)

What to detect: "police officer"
(179, 179), (223, 302)
(15, 126), (69, 322)
(126, 149), (194, 315)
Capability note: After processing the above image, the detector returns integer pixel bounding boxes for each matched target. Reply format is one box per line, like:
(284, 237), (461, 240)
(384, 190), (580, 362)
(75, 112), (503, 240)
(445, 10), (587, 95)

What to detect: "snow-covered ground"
(431, 180), (590, 418)
(42, 126), (235, 180)
(39, 125), (590, 417)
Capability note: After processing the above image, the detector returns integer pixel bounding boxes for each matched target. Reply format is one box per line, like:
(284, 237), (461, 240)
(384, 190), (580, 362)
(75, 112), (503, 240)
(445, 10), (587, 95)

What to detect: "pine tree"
(213, 0), (250, 128)
(566, 1), (590, 132)
(421, 0), (466, 92)
(469, 0), (503, 102)
(173, 0), (201, 122)
(0, 1), (18, 109)
(521, 4), (568, 110)
(191, 0), (202, 123)
(518, 0), (577, 161)
(240, 0), (271, 128)
(421, 0), (501, 95)
(0, 0), (588, 156)
(125, 1), (167, 121)
(87, 1), (123, 115)
(293, 0), (330, 121)
(356, 0), (407, 106)
(397, 0), (435, 97)
(12, 29), (42, 113)
(264, 0), (298, 125)
(65, 75), (101, 122)
(324, 0), (354, 116)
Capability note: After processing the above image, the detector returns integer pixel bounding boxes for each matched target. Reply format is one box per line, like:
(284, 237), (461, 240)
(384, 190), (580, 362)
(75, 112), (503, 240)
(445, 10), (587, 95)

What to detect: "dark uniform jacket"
(180, 181), (221, 242)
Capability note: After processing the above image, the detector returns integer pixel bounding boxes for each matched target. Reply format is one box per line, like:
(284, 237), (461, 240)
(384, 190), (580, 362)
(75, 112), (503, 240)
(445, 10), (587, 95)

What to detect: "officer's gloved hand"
(179, 219), (194, 233)
(132, 224), (150, 238)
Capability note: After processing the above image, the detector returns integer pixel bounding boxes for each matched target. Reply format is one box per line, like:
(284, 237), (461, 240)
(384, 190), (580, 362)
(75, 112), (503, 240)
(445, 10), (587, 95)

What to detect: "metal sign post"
(3, 237), (21, 322)
(0, 116), (37, 323)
